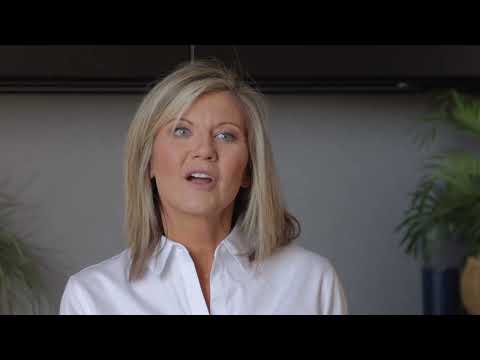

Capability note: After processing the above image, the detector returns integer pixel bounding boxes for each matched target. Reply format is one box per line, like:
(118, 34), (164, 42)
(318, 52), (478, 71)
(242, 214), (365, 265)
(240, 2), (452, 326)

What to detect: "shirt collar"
(148, 222), (254, 277)
(147, 233), (173, 277)
(222, 223), (255, 272)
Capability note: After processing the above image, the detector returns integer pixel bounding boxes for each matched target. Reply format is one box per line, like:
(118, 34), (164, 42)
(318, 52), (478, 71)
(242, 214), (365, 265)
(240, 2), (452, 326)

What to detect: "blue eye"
(216, 132), (236, 142)
(173, 127), (190, 137)
(173, 127), (236, 142)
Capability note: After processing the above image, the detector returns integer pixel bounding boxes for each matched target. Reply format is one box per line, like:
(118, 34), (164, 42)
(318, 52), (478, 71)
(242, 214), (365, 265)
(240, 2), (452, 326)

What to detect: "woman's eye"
(173, 127), (235, 142)
(173, 127), (190, 137)
(216, 132), (236, 142)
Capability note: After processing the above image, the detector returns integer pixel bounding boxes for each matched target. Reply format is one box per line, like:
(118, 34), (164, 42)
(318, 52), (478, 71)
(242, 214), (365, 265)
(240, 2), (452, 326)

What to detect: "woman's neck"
(161, 210), (234, 258)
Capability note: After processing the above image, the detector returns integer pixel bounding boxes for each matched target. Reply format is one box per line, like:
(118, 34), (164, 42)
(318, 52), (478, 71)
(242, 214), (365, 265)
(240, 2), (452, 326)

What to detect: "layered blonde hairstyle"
(124, 59), (301, 282)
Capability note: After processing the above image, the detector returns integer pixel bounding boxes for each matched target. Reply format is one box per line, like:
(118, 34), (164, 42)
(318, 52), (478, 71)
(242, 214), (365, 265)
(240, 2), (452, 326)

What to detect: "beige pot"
(460, 256), (480, 315)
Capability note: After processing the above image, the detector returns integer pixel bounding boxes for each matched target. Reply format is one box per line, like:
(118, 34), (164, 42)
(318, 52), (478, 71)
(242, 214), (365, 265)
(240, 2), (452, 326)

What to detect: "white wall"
(1, 93), (473, 314)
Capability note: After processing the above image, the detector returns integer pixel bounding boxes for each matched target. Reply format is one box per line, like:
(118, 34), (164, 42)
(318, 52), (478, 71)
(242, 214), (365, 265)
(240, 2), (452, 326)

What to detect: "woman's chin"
(179, 204), (220, 217)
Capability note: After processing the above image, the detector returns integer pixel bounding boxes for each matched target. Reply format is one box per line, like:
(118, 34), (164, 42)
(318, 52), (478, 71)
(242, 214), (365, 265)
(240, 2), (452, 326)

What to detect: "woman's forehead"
(185, 91), (244, 117)
(175, 91), (248, 128)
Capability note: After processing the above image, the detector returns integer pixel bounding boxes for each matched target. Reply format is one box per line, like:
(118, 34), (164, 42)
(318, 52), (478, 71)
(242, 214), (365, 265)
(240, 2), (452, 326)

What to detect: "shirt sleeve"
(59, 276), (91, 315)
(320, 263), (348, 315)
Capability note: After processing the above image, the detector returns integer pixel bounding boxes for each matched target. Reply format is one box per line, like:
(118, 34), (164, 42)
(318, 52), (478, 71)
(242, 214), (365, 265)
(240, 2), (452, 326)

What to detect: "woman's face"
(150, 91), (250, 222)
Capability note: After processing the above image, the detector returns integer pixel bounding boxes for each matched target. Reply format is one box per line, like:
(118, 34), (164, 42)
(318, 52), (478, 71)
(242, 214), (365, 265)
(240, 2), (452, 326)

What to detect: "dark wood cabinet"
(0, 45), (189, 93)
(195, 45), (480, 93)
(196, 45), (480, 79)
(1, 45), (480, 93)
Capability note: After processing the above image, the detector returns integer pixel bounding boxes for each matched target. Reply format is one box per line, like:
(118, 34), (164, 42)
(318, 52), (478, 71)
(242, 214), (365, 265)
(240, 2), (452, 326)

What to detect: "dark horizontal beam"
(1, 78), (479, 95)
(1, 45), (480, 94)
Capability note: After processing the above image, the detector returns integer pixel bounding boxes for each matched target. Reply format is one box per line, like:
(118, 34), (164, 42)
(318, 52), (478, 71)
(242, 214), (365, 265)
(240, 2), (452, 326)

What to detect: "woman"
(59, 60), (348, 315)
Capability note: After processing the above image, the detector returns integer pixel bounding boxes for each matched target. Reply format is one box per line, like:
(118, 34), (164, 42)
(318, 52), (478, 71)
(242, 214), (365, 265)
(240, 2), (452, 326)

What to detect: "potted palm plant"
(0, 189), (50, 314)
(396, 89), (480, 315)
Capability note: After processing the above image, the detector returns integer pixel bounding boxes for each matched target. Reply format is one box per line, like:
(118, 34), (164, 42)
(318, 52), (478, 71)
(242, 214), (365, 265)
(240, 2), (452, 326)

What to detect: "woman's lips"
(185, 176), (216, 191)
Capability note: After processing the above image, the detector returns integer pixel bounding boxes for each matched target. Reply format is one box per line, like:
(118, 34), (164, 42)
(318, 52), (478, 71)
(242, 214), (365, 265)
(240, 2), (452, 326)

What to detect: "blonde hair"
(123, 59), (301, 282)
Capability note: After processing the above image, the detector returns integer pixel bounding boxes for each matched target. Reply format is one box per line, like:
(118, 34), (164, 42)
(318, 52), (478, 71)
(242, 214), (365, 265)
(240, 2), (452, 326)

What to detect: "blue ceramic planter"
(422, 267), (466, 315)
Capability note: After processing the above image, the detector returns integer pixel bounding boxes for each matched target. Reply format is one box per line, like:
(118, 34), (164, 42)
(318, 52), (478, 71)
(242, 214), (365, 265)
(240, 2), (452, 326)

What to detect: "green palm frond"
(431, 90), (480, 137)
(414, 90), (480, 149)
(398, 90), (480, 261)
(450, 91), (480, 136)
(429, 152), (480, 196)
(0, 191), (49, 315)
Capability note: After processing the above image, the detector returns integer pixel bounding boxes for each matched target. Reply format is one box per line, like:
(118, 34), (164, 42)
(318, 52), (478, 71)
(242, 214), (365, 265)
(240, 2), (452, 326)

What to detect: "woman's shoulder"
(271, 242), (337, 275)
(269, 243), (348, 314)
(60, 249), (132, 314)
(68, 248), (131, 287)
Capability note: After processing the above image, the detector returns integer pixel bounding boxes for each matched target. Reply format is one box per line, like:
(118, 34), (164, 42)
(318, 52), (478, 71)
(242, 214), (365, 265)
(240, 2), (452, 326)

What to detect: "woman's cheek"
(230, 156), (249, 186)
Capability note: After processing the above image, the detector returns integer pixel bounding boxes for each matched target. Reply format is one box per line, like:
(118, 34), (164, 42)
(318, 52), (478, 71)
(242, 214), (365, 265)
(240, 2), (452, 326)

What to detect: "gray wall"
(0, 93), (473, 314)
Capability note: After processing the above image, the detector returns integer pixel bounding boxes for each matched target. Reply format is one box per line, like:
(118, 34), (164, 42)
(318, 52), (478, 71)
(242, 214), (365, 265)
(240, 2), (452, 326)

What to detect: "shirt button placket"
(180, 248), (209, 315)
(210, 260), (218, 315)
(210, 246), (226, 315)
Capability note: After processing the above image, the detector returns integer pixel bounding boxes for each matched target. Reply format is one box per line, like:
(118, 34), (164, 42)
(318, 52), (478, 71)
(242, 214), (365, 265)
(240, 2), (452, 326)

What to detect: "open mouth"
(186, 175), (214, 185)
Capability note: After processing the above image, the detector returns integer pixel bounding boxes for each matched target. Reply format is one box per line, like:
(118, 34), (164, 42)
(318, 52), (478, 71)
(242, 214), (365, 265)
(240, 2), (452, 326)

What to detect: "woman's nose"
(192, 136), (217, 161)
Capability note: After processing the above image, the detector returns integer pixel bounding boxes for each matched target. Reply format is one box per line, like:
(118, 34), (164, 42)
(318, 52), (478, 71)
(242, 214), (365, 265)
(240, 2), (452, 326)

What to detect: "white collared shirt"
(59, 224), (348, 315)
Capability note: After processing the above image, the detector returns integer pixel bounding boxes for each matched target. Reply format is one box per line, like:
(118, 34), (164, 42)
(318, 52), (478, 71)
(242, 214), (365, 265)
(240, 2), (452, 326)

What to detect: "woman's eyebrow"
(172, 117), (242, 130)
(216, 122), (242, 130)
(178, 117), (193, 125)
(164, 117), (193, 126)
